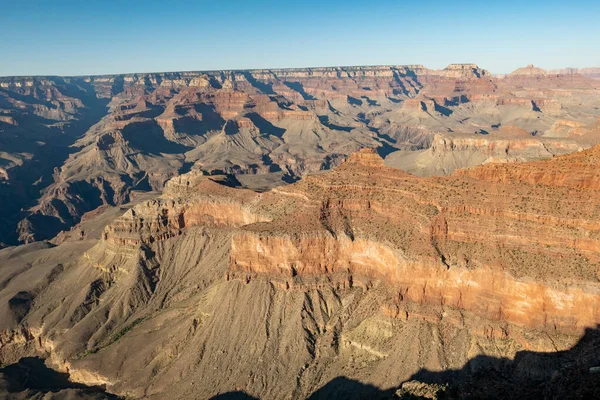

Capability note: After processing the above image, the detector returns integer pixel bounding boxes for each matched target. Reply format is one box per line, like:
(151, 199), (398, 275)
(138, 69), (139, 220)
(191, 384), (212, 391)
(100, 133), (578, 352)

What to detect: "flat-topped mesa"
(438, 63), (489, 78)
(339, 148), (386, 169)
(428, 133), (584, 161)
(102, 174), (265, 246)
(509, 64), (548, 76)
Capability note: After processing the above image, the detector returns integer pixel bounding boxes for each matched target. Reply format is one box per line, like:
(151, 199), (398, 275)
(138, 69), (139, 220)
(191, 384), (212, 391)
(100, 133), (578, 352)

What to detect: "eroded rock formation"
(3, 63), (600, 245)
(1, 146), (598, 398)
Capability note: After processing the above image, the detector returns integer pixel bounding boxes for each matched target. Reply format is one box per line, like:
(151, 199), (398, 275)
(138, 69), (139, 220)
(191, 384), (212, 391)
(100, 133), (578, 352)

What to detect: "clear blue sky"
(1, 0), (599, 76)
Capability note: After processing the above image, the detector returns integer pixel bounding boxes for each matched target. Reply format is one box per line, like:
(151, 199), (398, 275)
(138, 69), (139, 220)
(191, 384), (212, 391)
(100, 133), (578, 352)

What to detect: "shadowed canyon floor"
(2, 64), (600, 245)
(0, 144), (599, 399)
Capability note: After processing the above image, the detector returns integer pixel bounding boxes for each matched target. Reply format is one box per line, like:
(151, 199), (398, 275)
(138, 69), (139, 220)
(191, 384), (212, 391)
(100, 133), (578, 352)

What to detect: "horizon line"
(1, 62), (598, 80)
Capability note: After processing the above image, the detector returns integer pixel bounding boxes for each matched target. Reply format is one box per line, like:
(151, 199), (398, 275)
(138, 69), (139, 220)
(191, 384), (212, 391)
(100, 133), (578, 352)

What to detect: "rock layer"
(1, 146), (600, 398)
(3, 63), (600, 244)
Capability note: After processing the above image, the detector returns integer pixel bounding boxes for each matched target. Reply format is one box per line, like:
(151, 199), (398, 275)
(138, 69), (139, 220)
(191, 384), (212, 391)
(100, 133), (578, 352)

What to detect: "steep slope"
(3, 63), (600, 246)
(0, 77), (110, 246)
(384, 131), (586, 176)
(1, 146), (599, 399)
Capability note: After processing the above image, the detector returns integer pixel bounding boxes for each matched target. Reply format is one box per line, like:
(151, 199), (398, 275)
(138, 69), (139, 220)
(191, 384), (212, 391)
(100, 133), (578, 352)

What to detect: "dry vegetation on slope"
(0, 146), (599, 399)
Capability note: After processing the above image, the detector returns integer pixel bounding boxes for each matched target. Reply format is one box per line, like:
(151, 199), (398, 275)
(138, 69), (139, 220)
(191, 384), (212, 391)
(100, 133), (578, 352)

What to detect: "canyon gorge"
(1, 64), (600, 399)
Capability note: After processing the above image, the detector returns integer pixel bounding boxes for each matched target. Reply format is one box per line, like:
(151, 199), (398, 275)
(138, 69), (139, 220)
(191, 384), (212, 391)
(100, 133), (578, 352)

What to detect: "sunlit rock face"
(102, 145), (600, 334)
(1, 146), (600, 399)
(2, 63), (600, 245)
(227, 148), (600, 334)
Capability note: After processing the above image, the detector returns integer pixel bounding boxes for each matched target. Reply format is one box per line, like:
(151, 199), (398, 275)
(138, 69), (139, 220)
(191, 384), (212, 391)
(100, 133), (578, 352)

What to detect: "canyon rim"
(2, 1), (600, 398)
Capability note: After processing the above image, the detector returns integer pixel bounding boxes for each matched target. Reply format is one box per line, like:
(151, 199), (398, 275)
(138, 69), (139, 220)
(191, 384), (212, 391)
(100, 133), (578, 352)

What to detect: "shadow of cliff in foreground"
(307, 377), (396, 399)
(210, 392), (259, 400)
(214, 325), (600, 399)
(4, 327), (599, 399)
(0, 357), (120, 399)
(400, 325), (600, 399)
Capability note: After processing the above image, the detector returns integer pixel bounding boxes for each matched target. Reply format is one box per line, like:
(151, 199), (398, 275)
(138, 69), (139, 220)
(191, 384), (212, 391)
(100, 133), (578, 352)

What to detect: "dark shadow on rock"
(8, 291), (34, 324)
(19, 214), (68, 243)
(374, 131), (398, 144)
(257, 153), (282, 173)
(361, 96), (379, 106)
(178, 161), (195, 176)
(308, 376), (395, 400)
(209, 174), (242, 189)
(0, 357), (121, 398)
(184, 103), (227, 135)
(375, 142), (399, 158)
(111, 75), (125, 95)
(223, 119), (240, 135)
(0, 89), (57, 109)
(347, 96), (363, 106)
(282, 172), (300, 184)
(434, 103), (453, 116)
(443, 95), (469, 107)
(210, 392), (259, 400)
(401, 325), (600, 399)
(242, 71), (275, 94)
(318, 115), (353, 132)
(121, 120), (191, 155)
(173, 115), (221, 136)
(194, 103), (226, 123)
(18, 177), (124, 242)
(284, 81), (316, 100)
(246, 113), (286, 138)
(0, 77), (111, 246)
(306, 326), (600, 400)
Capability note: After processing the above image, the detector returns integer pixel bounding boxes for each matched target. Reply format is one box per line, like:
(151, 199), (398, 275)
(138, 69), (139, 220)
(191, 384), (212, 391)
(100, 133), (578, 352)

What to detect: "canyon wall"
(1, 146), (600, 398)
(2, 63), (600, 245)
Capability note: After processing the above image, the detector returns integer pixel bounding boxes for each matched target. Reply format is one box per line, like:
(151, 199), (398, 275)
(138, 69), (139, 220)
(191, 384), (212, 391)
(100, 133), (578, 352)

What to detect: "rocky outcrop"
(436, 63), (489, 78)
(102, 173), (267, 247)
(2, 62), (600, 247)
(457, 144), (600, 189)
(385, 133), (586, 176)
(428, 134), (584, 159)
(227, 148), (600, 334)
(2, 147), (600, 399)
(509, 64), (548, 76)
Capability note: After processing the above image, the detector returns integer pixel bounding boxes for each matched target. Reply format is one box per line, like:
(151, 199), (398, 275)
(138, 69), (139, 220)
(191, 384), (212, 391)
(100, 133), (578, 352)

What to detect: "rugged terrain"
(1, 146), (599, 399)
(2, 63), (600, 246)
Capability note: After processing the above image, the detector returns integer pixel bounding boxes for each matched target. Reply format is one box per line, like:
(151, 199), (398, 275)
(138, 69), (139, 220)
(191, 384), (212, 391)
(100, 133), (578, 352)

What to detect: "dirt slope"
(1, 147), (599, 399)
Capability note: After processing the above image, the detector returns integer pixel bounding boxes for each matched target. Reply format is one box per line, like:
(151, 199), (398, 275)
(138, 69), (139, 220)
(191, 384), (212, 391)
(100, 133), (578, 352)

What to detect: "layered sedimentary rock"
(0, 77), (109, 246)
(384, 132), (587, 176)
(508, 65), (600, 80)
(103, 174), (266, 247)
(226, 148), (600, 333)
(1, 146), (600, 398)
(3, 63), (600, 248)
(98, 146), (600, 336)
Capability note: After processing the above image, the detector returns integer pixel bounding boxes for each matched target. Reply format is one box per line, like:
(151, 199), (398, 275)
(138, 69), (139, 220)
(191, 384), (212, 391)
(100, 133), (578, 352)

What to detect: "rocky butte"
(1, 63), (600, 248)
(1, 142), (600, 398)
